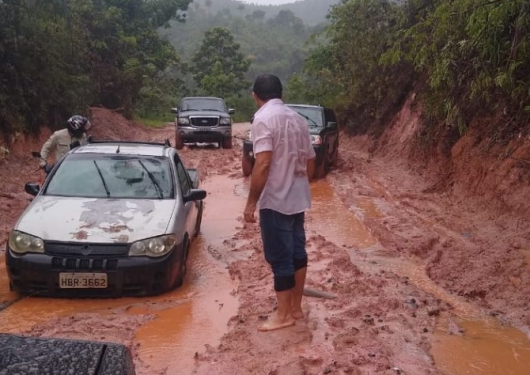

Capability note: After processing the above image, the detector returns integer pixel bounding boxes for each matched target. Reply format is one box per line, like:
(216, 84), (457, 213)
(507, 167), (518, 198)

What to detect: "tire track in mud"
(0, 295), (24, 312)
(328, 141), (530, 375)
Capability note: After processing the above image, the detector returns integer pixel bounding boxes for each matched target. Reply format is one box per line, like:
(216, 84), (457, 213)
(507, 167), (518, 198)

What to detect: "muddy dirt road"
(1, 113), (530, 375)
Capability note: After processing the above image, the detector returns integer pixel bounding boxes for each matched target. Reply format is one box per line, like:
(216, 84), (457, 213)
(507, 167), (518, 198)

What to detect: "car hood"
(179, 110), (230, 118)
(15, 196), (175, 243)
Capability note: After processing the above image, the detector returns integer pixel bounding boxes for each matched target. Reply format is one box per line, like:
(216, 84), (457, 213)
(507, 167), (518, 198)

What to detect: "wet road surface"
(1, 124), (530, 374)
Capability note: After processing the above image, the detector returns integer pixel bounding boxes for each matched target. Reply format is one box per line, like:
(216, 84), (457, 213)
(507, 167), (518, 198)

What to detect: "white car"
(6, 140), (205, 297)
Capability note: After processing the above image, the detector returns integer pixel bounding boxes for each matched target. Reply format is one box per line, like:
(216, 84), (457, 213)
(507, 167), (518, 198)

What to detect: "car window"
(288, 106), (323, 127)
(180, 98), (227, 112)
(45, 154), (173, 199)
(175, 159), (191, 195)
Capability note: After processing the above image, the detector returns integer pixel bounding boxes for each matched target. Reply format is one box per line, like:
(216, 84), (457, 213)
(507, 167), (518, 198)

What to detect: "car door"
(174, 156), (197, 238)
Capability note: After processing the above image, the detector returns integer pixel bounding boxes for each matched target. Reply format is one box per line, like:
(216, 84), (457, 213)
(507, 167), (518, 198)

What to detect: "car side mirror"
(327, 121), (338, 130)
(171, 107), (179, 114)
(25, 183), (40, 196)
(183, 189), (207, 203)
(228, 109), (235, 115)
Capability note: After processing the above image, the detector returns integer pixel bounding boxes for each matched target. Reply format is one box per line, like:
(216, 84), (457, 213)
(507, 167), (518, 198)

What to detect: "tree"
(191, 27), (251, 98)
(0, 0), (193, 137)
(252, 10), (266, 21)
(305, 0), (412, 133)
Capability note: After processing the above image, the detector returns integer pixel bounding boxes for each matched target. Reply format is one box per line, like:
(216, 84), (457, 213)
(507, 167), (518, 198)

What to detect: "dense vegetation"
(1, 0), (529, 149)
(0, 0), (192, 135)
(161, 2), (332, 121)
(304, 0), (530, 144)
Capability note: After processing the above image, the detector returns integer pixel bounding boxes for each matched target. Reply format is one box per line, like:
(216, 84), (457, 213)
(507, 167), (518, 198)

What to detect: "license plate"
(59, 273), (108, 288)
(196, 127), (213, 131)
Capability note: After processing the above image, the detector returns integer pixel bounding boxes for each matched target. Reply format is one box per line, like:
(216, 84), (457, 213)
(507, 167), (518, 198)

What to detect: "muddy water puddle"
(309, 180), (530, 375)
(0, 174), (241, 374)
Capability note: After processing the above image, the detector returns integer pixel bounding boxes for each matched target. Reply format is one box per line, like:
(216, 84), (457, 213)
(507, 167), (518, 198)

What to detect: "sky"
(239, 0), (303, 5)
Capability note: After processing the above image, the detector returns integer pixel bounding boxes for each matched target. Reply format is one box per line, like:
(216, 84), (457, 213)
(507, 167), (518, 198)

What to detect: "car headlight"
(220, 117), (231, 125)
(177, 118), (190, 125)
(129, 235), (176, 258)
(311, 135), (322, 145)
(9, 231), (44, 254)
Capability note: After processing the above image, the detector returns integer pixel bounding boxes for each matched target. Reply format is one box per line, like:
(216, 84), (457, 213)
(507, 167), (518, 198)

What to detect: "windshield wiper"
(296, 112), (318, 126)
(93, 160), (111, 198)
(137, 160), (164, 199)
(201, 108), (223, 112)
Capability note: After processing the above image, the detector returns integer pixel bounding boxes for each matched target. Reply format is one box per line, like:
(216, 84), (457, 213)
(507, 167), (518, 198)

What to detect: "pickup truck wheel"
(331, 144), (339, 166)
(174, 134), (184, 150)
(242, 156), (253, 177)
(221, 136), (233, 149)
(315, 152), (329, 179)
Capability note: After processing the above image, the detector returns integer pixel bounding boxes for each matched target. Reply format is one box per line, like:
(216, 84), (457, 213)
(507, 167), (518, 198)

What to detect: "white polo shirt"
(252, 99), (316, 215)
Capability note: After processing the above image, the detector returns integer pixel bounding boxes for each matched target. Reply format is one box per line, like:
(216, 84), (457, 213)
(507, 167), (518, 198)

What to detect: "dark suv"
(172, 97), (235, 149)
(242, 104), (339, 178)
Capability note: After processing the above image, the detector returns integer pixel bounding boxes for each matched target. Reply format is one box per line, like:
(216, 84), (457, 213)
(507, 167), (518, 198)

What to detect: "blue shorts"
(259, 209), (308, 291)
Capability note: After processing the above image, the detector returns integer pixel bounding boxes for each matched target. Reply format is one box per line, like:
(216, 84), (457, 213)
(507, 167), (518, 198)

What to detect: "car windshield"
(181, 98), (226, 112)
(45, 154), (173, 199)
(288, 106), (323, 127)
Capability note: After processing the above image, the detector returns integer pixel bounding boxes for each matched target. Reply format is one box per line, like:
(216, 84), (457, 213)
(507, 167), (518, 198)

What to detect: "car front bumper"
(5, 242), (184, 297)
(177, 125), (232, 143)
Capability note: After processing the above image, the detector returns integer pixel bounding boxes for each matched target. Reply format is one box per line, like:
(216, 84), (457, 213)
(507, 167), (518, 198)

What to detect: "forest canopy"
(304, 0), (530, 141)
(1, 0), (529, 146)
(0, 0), (192, 135)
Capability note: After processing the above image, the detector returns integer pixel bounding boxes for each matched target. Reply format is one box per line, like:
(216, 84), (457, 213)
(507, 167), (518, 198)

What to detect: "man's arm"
(40, 133), (56, 166)
(244, 151), (272, 223)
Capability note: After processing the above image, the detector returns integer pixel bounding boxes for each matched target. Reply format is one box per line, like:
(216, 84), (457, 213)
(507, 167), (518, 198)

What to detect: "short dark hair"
(252, 74), (282, 101)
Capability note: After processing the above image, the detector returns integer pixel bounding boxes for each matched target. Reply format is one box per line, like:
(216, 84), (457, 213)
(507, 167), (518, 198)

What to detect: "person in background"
(244, 74), (316, 332)
(39, 115), (91, 171)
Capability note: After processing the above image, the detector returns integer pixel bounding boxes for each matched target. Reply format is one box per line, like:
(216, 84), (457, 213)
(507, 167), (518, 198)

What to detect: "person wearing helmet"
(39, 115), (92, 170)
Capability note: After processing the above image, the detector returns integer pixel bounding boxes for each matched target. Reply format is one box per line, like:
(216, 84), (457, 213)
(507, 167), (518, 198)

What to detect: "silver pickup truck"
(172, 96), (235, 149)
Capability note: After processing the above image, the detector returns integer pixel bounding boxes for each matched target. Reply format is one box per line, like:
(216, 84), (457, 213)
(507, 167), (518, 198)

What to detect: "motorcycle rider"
(39, 115), (92, 171)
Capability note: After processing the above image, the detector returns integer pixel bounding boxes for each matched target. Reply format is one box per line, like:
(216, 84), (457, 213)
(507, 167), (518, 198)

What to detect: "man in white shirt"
(244, 74), (316, 332)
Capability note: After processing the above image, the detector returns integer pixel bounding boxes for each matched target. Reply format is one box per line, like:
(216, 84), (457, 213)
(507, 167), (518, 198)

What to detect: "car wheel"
(175, 134), (184, 150)
(174, 240), (189, 288)
(221, 136), (233, 149)
(315, 151), (329, 179)
(242, 156), (253, 177)
(331, 143), (339, 166)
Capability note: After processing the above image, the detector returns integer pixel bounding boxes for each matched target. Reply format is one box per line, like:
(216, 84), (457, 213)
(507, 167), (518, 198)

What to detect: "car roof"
(71, 141), (173, 158)
(286, 104), (324, 110)
(182, 96), (223, 100)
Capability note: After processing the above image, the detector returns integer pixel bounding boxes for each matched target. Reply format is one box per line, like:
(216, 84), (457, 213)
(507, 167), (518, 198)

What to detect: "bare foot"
(258, 315), (295, 332)
(292, 309), (304, 319)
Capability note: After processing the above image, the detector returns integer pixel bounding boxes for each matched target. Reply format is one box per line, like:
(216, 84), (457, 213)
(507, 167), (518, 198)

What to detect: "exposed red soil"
(1, 103), (529, 374)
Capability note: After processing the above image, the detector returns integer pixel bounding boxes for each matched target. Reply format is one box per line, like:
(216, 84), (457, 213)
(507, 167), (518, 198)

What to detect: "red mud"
(1, 104), (529, 375)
